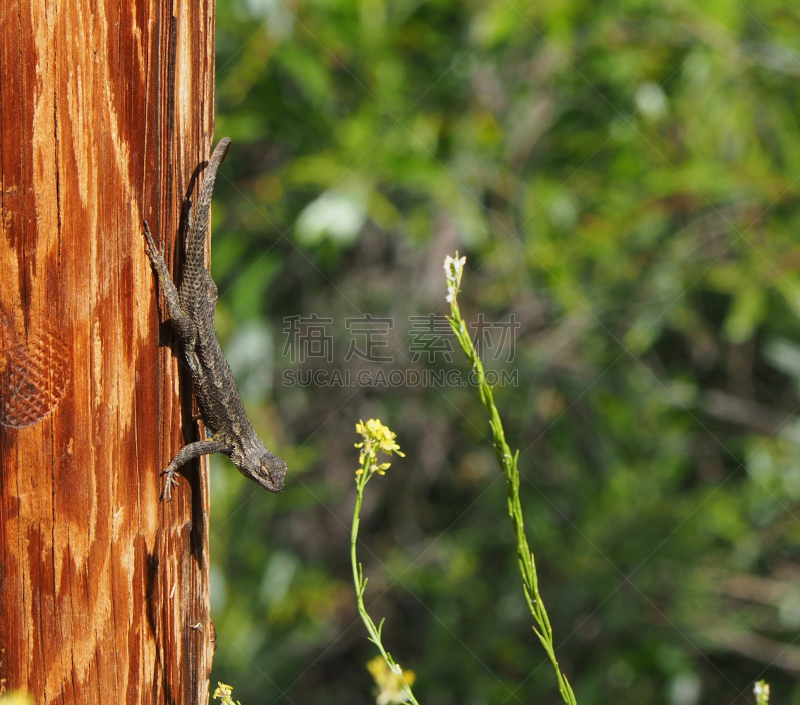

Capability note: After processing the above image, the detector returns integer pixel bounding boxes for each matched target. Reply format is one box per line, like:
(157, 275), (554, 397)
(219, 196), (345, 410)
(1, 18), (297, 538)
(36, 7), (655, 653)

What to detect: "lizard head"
(232, 442), (287, 493)
(256, 450), (287, 493)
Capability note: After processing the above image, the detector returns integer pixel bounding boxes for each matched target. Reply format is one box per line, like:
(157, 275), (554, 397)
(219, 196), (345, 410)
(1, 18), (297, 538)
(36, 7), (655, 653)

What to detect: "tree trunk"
(0, 1), (216, 703)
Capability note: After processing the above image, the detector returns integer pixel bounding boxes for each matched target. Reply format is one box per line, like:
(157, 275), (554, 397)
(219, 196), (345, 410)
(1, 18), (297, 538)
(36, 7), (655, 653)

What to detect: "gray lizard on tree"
(143, 137), (287, 500)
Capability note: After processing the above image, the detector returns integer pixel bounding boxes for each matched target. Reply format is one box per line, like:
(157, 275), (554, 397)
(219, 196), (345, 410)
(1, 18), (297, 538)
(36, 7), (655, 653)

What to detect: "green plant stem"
(351, 465), (420, 705)
(447, 282), (578, 705)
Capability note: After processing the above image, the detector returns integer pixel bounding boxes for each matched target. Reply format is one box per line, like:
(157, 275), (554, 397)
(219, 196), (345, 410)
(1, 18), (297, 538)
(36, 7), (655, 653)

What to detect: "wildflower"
(367, 655), (416, 705)
(355, 419), (404, 476)
(754, 681), (770, 704)
(212, 682), (241, 705)
(444, 253), (466, 303)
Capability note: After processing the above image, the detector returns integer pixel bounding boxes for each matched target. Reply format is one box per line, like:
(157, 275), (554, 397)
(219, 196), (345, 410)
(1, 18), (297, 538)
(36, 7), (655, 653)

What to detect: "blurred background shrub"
(208, 0), (800, 702)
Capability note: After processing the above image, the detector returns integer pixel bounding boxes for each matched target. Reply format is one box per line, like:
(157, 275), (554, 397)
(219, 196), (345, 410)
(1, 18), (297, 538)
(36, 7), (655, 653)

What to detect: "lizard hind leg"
(142, 220), (198, 344)
(159, 439), (233, 501)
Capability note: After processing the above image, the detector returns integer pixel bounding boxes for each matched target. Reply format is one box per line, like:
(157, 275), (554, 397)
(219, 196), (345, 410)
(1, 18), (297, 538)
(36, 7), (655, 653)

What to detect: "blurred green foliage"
(209, 0), (800, 702)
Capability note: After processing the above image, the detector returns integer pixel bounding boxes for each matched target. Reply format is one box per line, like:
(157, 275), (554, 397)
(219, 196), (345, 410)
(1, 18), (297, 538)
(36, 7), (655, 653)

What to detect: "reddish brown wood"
(0, 1), (216, 703)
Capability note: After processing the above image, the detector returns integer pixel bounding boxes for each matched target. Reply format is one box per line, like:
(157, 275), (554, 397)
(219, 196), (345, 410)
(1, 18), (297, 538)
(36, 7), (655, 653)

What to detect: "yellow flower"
(0, 691), (34, 705)
(212, 682), (241, 705)
(366, 656), (416, 705)
(355, 419), (404, 476)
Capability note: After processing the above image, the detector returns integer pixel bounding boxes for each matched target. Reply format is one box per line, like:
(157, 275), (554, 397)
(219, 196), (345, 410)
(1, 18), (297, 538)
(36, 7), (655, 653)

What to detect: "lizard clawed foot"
(160, 466), (181, 502)
(143, 221), (156, 254)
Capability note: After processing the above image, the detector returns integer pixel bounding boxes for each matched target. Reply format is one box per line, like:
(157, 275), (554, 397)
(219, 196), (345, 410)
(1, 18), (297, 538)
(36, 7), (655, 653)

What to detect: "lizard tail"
(186, 137), (232, 259)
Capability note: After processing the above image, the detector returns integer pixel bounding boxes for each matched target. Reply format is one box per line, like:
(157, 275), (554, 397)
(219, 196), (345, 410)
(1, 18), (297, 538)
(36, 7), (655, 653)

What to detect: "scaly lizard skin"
(143, 137), (287, 500)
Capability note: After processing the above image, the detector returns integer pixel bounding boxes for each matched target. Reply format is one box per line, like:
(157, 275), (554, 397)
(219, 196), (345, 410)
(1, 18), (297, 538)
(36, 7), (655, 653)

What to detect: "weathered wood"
(0, 1), (216, 703)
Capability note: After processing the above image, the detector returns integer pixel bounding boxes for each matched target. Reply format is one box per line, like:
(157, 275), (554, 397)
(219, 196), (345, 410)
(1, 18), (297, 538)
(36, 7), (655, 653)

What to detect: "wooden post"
(0, 1), (216, 703)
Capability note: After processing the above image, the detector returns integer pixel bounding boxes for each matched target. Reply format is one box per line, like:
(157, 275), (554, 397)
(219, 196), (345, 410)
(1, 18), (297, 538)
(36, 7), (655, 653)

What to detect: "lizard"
(143, 136), (287, 501)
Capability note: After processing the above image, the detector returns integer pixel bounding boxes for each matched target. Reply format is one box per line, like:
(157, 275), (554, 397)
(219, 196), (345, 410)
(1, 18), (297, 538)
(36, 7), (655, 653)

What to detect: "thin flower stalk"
(351, 420), (418, 705)
(444, 254), (578, 705)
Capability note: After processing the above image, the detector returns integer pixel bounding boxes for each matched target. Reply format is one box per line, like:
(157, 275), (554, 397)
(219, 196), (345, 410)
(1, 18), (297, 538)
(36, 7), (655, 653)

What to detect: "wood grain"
(0, 1), (216, 702)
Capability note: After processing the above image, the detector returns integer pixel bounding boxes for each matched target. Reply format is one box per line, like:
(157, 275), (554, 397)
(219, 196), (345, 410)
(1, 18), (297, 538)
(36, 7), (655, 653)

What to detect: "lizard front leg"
(160, 439), (233, 501)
